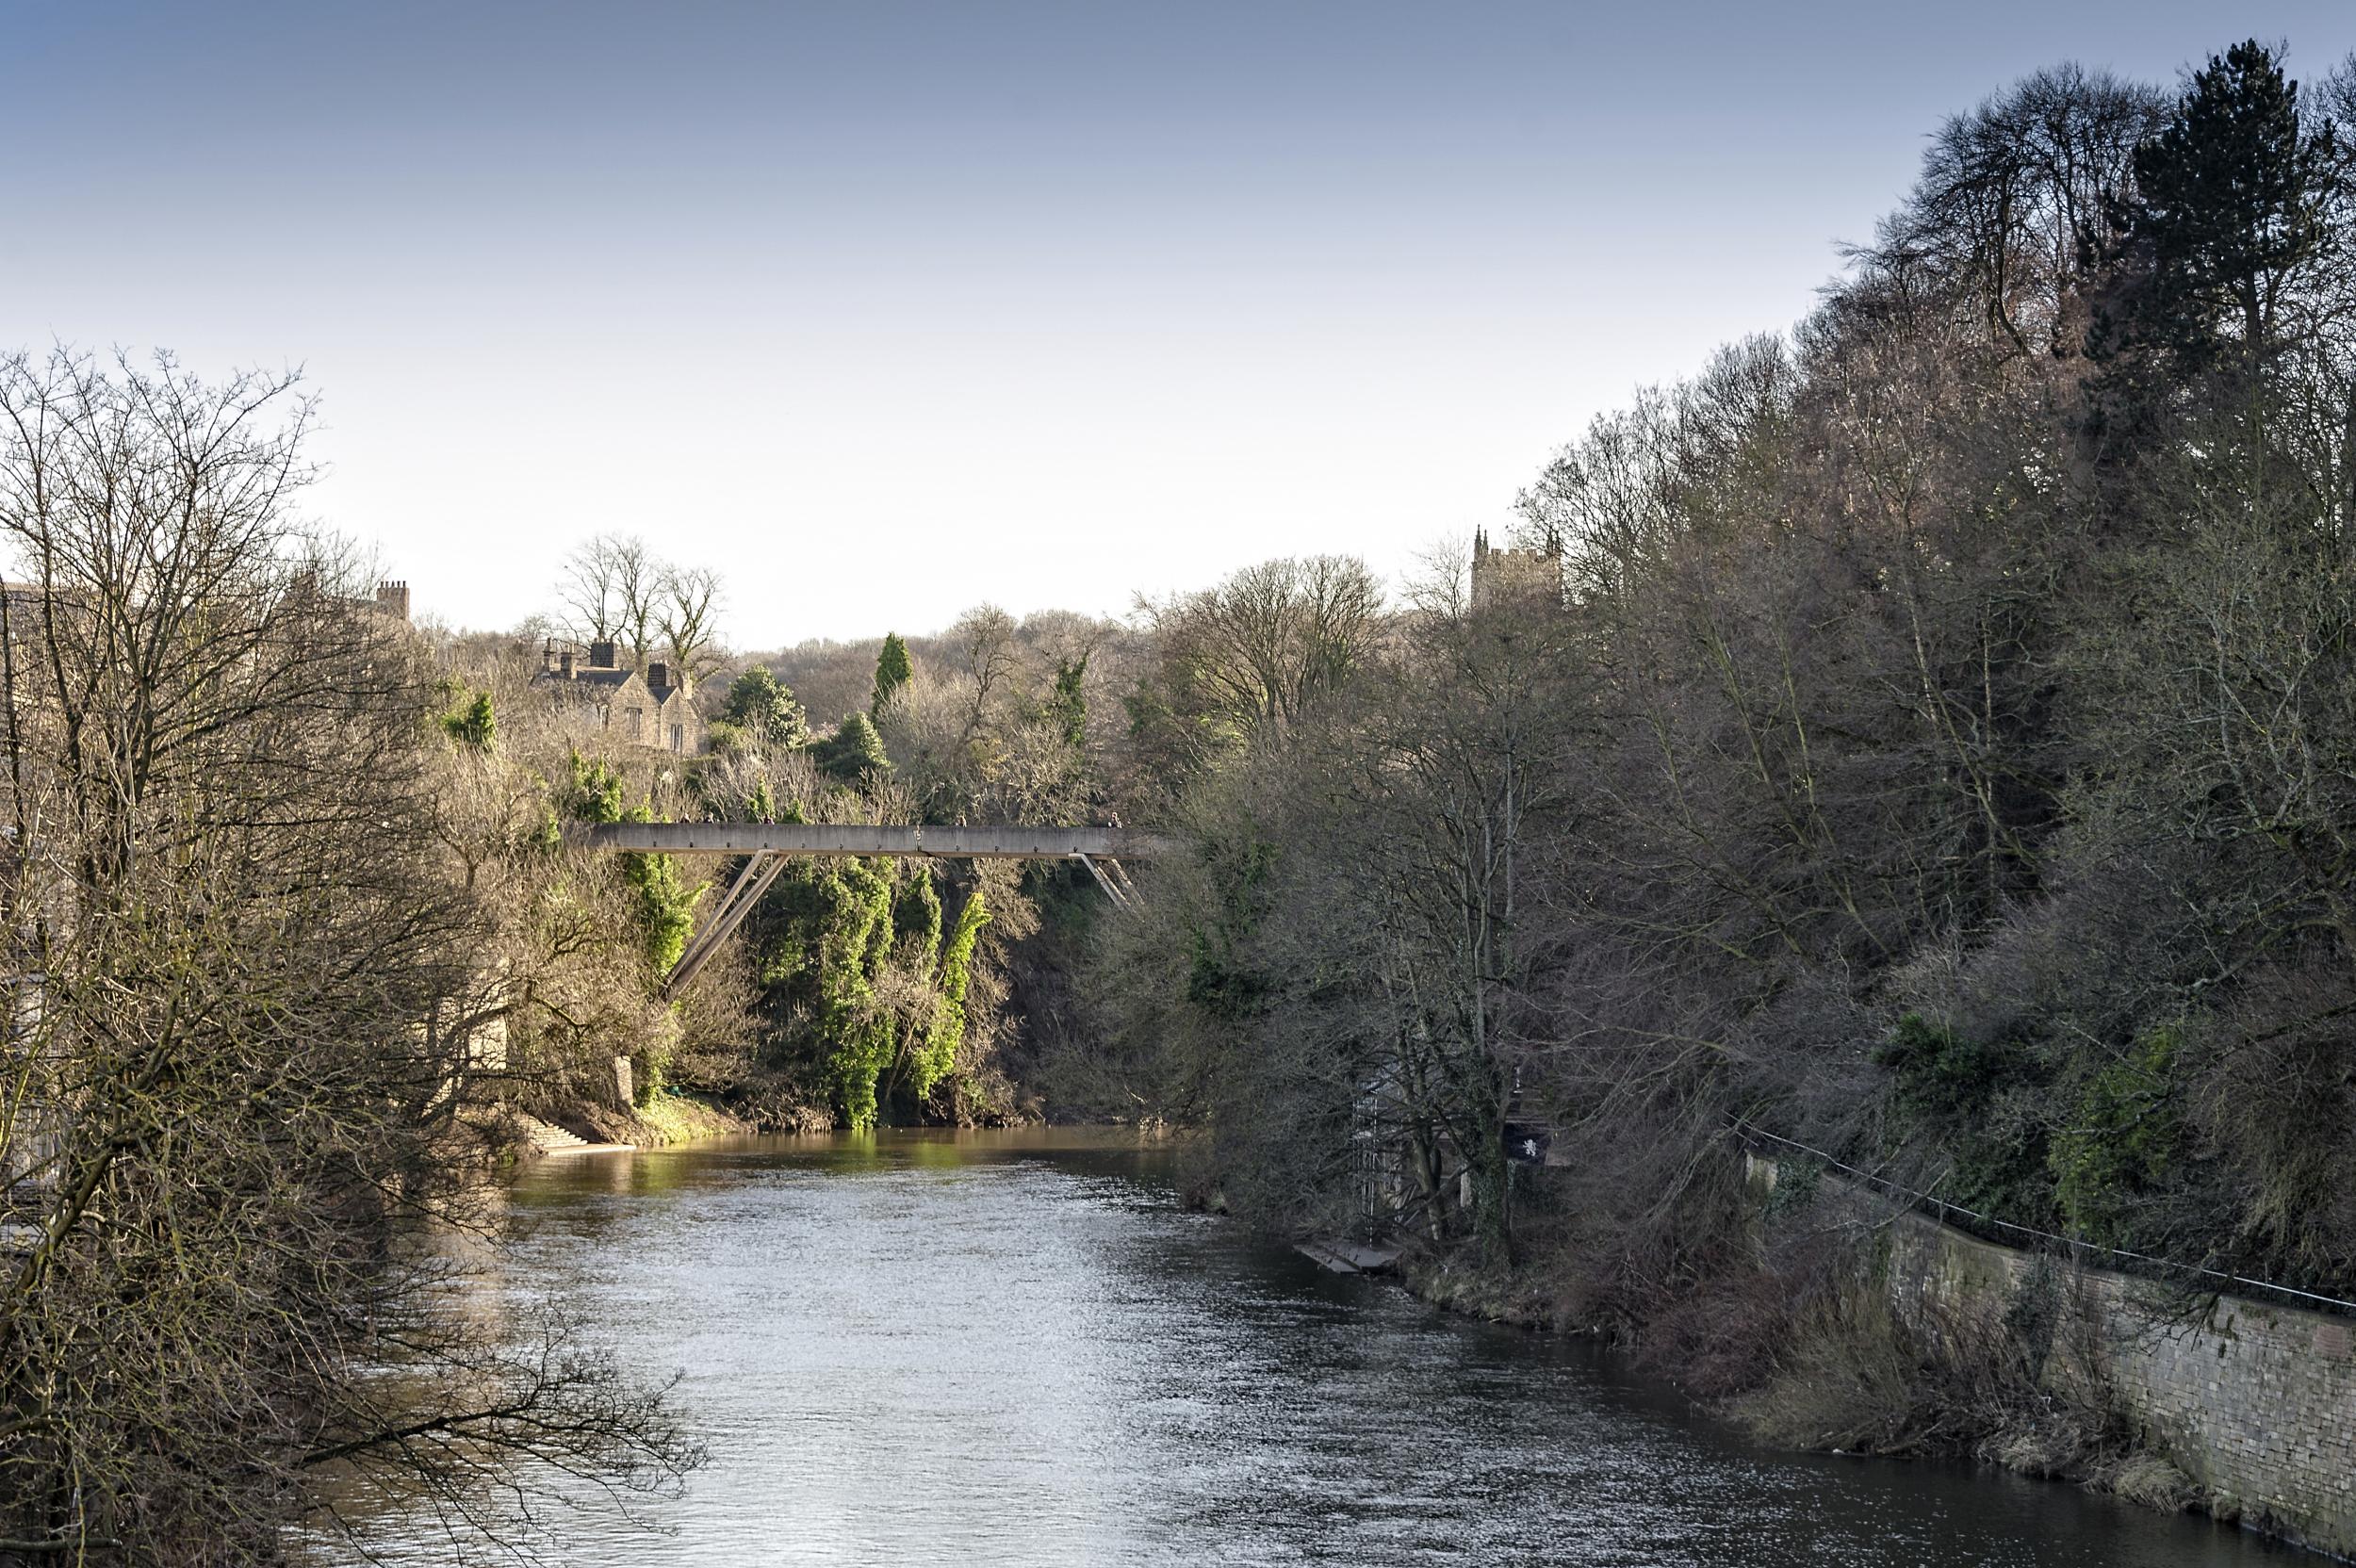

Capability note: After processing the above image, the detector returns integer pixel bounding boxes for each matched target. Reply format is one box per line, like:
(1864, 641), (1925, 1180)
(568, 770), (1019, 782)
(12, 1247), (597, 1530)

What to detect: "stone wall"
(2110, 1287), (2356, 1556)
(1869, 1190), (2356, 1557)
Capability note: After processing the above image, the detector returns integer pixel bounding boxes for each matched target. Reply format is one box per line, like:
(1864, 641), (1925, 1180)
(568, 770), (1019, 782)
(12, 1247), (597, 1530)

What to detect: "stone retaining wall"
(1864, 1186), (2356, 1557)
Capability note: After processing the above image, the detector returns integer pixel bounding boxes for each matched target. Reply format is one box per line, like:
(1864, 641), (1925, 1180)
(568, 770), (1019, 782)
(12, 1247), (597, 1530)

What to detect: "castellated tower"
(374, 580), (412, 621)
(1469, 529), (1562, 610)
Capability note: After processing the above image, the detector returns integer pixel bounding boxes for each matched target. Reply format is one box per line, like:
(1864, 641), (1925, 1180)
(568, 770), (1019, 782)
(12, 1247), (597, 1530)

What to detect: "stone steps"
(514, 1114), (633, 1157)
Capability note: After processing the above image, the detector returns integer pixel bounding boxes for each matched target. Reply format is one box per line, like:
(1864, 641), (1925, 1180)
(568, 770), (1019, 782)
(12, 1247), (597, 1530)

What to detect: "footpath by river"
(358, 1129), (2301, 1566)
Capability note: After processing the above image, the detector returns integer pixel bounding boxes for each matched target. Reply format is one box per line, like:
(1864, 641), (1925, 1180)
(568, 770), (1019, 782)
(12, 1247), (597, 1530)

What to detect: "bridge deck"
(575, 822), (1172, 859)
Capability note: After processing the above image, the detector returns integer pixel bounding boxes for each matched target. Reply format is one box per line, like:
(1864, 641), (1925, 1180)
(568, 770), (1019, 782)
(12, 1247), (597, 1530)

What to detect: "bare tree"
(1869, 65), (2165, 358)
(657, 563), (727, 681)
(1135, 555), (1385, 759)
(558, 533), (661, 662)
(946, 603), (1020, 747)
(0, 348), (698, 1563)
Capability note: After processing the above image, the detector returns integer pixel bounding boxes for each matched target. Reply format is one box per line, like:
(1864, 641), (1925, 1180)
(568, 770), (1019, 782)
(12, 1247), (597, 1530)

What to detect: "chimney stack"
(374, 580), (411, 620)
(647, 661), (670, 691)
(560, 651), (576, 678)
(588, 640), (617, 669)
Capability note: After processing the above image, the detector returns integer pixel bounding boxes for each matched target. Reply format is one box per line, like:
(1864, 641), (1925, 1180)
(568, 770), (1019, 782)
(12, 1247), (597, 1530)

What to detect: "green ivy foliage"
(913, 890), (990, 1100)
(2051, 1024), (2191, 1248)
(893, 869), (942, 968)
(1050, 657), (1087, 748)
(1874, 1012), (2057, 1225)
(817, 860), (897, 1129)
(566, 750), (628, 825)
(636, 1026), (677, 1107)
(626, 855), (698, 979)
(749, 857), (995, 1128)
(564, 750), (700, 977)
(524, 794), (564, 857)
(440, 687), (496, 749)
(759, 858), (896, 1128)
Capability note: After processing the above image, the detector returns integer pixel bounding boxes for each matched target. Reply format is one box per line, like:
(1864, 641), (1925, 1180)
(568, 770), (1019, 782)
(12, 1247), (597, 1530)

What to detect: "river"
(361, 1129), (2297, 1565)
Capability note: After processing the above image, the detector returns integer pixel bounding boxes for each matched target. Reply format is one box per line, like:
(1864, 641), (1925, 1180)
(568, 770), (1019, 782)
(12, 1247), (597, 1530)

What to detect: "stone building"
(1469, 529), (1562, 610)
(532, 639), (704, 755)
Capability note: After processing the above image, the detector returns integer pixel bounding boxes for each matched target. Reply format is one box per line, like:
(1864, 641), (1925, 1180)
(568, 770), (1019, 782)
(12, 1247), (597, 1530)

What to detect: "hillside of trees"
(1072, 37), (2356, 1464)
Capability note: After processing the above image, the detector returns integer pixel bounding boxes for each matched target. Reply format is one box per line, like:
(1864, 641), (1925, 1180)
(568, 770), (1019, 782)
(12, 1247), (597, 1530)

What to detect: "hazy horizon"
(8, 0), (2355, 643)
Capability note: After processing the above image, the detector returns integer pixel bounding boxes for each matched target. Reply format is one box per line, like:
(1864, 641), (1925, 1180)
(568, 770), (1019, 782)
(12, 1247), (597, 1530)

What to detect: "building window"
(626, 706), (643, 742)
(670, 724), (684, 754)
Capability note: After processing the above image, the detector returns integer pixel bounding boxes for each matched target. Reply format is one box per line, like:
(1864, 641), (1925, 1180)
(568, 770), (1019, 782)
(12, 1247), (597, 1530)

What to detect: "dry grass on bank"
(632, 1091), (756, 1145)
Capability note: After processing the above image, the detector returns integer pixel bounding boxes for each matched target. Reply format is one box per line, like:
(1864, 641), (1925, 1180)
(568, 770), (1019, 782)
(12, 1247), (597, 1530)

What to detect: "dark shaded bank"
(1344, 1156), (2356, 1560)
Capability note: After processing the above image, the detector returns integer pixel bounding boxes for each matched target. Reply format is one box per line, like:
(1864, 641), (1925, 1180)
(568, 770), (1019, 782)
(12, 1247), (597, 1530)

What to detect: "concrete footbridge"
(573, 821), (1170, 993)
(576, 822), (1170, 861)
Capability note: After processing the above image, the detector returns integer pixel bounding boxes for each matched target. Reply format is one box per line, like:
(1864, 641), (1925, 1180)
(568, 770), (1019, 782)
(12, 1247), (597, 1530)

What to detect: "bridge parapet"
(573, 822), (1174, 860)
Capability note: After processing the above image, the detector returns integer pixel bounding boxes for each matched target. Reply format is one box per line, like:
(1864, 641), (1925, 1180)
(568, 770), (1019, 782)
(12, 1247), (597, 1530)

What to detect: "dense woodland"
(5, 33), (2355, 1564)
(1095, 40), (2356, 1270)
(1075, 38), (2356, 1469)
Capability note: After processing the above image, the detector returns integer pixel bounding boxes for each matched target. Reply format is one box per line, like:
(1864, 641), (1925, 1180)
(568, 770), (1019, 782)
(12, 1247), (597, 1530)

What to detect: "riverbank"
(493, 1091), (764, 1163)
(520, 1085), (1061, 1161)
(1375, 1161), (2353, 1560)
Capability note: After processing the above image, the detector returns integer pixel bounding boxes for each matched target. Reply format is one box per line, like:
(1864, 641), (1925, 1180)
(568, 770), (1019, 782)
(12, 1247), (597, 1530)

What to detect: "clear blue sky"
(6, 1), (2351, 643)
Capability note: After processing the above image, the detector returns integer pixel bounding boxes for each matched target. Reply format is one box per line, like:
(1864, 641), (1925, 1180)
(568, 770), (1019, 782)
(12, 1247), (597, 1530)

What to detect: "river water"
(365, 1129), (2296, 1565)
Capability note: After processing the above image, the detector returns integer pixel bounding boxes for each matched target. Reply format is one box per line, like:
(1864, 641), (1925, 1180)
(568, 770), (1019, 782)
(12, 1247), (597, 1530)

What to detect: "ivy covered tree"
(1049, 657), (1087, 749)
(564, 751), (700, 980)
(808, 860), (899, 1127)
(913, 889), (990, 1100)
(748, 859), (991, 1128)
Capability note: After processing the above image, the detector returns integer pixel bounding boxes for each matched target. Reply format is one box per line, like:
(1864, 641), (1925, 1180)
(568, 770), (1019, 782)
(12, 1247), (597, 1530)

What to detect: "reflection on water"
(361, 1129), (2292, 1565)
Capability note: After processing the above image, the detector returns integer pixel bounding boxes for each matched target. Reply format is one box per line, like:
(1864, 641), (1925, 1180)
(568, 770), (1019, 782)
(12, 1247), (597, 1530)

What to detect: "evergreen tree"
(1050, 656), (1087, 749)
(813, 710), (891, 782)
(720, 664), (809, 750)
(440, 688), (496, 750)
(2101, 41), (2339, 378)
(872, 631), (913, 717)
